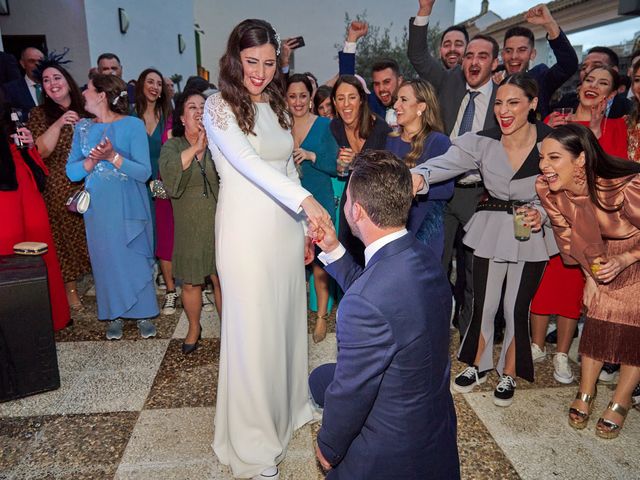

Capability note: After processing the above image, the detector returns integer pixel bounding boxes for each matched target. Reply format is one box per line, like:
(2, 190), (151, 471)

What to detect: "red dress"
(532, 116), (630, 318)
(0, 143), (70, 330)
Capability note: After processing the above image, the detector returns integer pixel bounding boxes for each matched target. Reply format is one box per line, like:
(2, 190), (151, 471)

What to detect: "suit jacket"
(0, 52), (21, 85)
(2, 77), (36, 119)
(318, 233), (460, 480)
(408, 19), (497, 135)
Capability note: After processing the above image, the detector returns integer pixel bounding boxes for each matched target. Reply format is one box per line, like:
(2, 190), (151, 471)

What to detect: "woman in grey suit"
(412, 73), (558, 407)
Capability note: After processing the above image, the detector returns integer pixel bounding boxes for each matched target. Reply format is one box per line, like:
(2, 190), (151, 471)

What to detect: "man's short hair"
(504, 26), (535, 48)
(440, 25), (469, 45)
(371, 58), (401, 77)
(348, 150), (413, 228)
(587, 46), (619, 67)
(469, 34), (500, 59)
(97, 52), (121, 65)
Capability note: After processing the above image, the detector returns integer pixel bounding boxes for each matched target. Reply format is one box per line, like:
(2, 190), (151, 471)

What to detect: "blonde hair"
(392, 79), (444, 168)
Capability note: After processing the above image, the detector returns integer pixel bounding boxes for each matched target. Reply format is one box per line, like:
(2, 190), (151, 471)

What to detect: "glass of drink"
(512, 201), (532, 241)
(553, 107), (573, 119)
(336, 147), (351, 178)
(584, 243), (607, 280)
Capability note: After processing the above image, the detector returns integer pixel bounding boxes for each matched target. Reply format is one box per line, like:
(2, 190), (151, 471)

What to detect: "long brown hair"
(91, 74), (129, 115)
(331, 75), (375, 140)
(547, 124), (640, 211)
(219, 19), (290, 135)
(134, 68), (172, 124)
(391, 79), (444, 168)
(627, 61), (640, 129)
(40, 64), (88, 125)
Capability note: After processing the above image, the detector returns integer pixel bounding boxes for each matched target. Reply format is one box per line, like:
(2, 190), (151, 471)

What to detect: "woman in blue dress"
(67, 74), (158, 340)
(286, 74), (338, 343)
(386, 79), (454, 259)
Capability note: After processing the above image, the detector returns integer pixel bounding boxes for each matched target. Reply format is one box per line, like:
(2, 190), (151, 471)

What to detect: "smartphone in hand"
(291, 36), (305, 49)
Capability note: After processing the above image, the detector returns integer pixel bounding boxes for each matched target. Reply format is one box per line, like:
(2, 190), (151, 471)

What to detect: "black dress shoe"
(181, 324), (202, 355)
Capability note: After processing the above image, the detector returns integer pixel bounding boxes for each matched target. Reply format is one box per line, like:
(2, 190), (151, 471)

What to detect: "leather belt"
(455, 181), (484, 188)
(475, 196), (514, 214)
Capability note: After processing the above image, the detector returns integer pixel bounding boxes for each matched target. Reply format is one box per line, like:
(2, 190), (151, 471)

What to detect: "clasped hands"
(85, 137), (122, 171)
(300, 196), (337, 264)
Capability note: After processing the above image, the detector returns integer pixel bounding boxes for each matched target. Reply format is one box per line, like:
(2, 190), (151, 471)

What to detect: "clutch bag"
(66, 189), (91, 214)
(13, 241), (48, 256)
(150, 179), (169, 199)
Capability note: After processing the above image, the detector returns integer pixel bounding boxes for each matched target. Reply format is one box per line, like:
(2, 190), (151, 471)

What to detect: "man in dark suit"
(308, 151), (459, 480)
(2, 47), (44, 120)
(408, 0), (499, 340)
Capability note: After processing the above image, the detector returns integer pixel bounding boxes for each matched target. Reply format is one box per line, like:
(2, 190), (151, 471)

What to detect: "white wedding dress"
(203, 92), (313, 478)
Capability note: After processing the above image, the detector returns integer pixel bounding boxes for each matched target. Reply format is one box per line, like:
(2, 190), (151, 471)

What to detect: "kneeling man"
(309, 150), (460, 479)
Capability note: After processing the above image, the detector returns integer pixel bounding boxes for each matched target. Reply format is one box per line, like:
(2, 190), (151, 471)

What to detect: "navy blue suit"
(2, 78), (36, 120)
(311, 233), (459, 480)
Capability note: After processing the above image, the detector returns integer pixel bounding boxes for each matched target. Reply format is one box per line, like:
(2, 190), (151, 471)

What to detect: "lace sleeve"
(203, 93), (310, 214)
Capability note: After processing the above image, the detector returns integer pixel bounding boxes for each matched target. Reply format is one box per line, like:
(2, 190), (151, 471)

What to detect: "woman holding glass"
(67, 74), (158, 340)
(412, 74), (558, 407)
(537, 123), (640, 439)
(28, 59), (91, 312)
(159, 89), (221, 354)
(330, 75), (391, 266)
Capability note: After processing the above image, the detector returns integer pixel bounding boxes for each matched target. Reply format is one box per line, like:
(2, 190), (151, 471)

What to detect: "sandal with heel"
(595, 401), (629, 439)
(313, 314), (329, 344)
(568, 389), (597, 430)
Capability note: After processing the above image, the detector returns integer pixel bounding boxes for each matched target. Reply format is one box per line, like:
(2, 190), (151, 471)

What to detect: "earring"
(417, 110), (423, 117)
(573, 164), (586, 186)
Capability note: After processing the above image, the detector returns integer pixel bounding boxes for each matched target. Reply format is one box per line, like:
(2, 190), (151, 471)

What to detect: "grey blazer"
(412, 124), (559, 262)
(408, 19), (498, 135)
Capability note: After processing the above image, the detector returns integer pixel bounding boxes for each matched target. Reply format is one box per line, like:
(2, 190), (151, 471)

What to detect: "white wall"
(84, 0), (197, 85)
(0, 0), (91, 83)
(194, 0), (456, 85)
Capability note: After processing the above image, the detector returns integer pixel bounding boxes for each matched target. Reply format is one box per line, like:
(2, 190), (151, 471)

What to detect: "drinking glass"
(512, 201), (532, 241)
(584, 243), (607, 280)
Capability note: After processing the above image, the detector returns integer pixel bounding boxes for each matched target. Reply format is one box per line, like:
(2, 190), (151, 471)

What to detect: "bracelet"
(113, 153), (121, 166)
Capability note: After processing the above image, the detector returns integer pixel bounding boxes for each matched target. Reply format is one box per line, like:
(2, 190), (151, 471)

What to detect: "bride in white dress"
(202, 19), (330, 480)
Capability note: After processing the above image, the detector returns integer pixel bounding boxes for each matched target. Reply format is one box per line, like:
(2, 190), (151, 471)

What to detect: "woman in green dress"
(159, 90), (221, 354)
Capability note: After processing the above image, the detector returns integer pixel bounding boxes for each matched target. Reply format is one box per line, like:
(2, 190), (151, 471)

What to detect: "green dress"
(159, 136), (219, 283)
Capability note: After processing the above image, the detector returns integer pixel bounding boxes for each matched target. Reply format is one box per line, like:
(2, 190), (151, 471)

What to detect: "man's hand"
(346, 21), (368, 43)
(310, 217), (339, 253)
(315, 442), (332, 472)
(417, 0), (435, 17)
(411, 173), (425, 196)
(280, 38), (299, 67)
(524, 4), (560, 39)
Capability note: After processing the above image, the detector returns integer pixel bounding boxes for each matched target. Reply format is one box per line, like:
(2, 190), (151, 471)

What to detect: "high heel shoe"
(568, 389), (597, 430)
(595, 401), (629, 439)
(182, 324), (202, 355)
(313, 314), (328, 343)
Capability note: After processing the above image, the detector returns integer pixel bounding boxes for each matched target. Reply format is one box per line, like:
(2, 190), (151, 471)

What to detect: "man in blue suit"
(309, 151), (459, 480)
(2, 47), (44, 121)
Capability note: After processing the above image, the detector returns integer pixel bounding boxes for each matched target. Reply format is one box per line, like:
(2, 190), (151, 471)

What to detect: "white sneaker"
(531, 343), (546, 363)
(202, 290), (215, 312)
(553, 353), (574, 384)
(251, 467), (279, 479)
(161, 291), (179, 315)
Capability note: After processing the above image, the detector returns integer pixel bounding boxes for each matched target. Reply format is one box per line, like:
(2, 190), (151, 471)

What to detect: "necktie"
(34, 83), (44, 105)
(458, 91), (480, 136)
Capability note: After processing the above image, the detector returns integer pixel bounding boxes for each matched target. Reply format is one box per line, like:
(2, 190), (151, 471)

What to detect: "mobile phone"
(291, 36), (305, 49)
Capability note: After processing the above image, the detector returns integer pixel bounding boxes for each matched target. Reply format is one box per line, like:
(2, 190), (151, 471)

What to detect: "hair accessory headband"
(33, 48), (71, 83)
(273, 32), (281, 56)
(112, 90), (128, 105)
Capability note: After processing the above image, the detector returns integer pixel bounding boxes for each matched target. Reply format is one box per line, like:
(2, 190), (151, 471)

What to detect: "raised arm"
(525, 4), (578, 93)
(408, 0), (447, 91)
(338, 21), (368, 76)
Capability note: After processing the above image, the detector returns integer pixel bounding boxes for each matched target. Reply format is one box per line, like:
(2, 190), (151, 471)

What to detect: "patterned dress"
(28, 107), (91, 283)
(628, 120), (640, 162)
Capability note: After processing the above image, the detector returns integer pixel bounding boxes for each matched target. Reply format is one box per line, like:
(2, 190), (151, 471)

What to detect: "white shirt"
(450, 79), (494, 140)
(318, 229), (408, 267)
(25, 74), (38, 105)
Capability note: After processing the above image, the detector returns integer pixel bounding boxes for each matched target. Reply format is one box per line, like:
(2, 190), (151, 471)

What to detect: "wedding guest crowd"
(2, 1), (639, 478)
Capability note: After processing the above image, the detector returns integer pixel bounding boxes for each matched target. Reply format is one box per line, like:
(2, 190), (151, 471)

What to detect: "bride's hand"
(301, 196), (331, 230)
(304, 236), (315, 265)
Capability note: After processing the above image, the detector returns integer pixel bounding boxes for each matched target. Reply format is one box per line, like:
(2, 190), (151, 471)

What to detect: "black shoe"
(181, 324), (202, 355)
(598, 362), (621, 383)
(545, 328), (558, 344)
(452, 365), (488, 393)
(494, 375), (516, 407)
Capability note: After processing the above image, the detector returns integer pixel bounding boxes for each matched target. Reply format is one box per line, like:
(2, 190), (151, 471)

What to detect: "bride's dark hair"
(219, 19), (290, 135)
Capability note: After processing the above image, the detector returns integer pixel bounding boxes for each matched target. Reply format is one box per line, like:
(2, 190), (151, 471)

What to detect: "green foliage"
(337, 11), (442, 85)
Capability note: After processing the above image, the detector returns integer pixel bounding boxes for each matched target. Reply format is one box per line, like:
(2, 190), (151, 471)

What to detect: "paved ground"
(1, 290), (638, 479)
